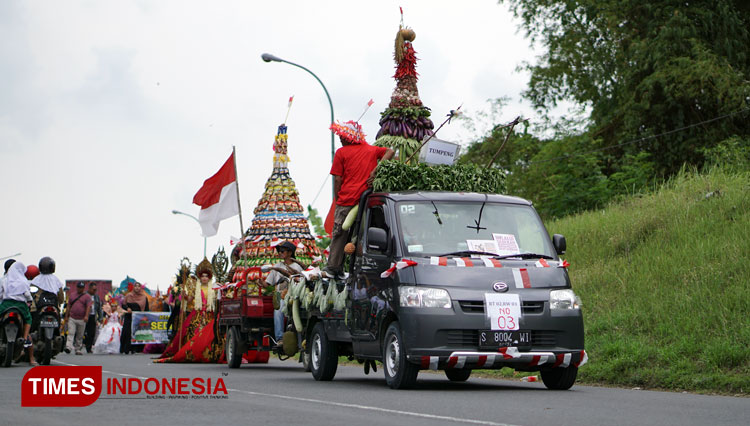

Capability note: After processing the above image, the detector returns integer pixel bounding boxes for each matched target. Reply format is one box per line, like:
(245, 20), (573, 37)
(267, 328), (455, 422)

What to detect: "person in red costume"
(324, 120), (394, 277)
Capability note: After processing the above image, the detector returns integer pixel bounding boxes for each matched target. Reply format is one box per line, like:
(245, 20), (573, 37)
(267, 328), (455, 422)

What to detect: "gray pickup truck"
(306, 190), (587, 389)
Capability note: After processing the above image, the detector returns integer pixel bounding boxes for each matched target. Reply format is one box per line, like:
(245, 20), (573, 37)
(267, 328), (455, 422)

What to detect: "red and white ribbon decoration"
(248, 235), (265, 243)
(430, 256), (448, 266)
(230, 235), (242, 246)
(557, 259), (570, 268)
(535, 258), (550, 268)
(482, 257), (503, 268)
(380, 259), (418, 278)
(269, 237), (281, 247)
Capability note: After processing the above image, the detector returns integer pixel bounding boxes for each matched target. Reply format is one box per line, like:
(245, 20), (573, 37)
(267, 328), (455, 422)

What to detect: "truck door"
(351, 197), (393, 357)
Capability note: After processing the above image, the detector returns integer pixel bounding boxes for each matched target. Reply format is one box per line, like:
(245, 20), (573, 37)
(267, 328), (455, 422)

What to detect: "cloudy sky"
(0, 0), (552, 291)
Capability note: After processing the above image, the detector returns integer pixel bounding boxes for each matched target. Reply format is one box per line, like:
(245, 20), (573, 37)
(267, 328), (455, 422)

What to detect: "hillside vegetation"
(545, 166), (749, 393)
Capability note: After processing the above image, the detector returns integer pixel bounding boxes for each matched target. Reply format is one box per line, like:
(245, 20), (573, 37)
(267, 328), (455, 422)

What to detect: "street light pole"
(261, 53), (336, 200)
(171, 210), (207, 259)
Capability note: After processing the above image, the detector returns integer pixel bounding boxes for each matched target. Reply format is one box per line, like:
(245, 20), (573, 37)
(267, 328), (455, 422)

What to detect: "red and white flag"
(192, 152), (239, 237)
(288, 96), (294, 107)
(367, 98), (374, 107)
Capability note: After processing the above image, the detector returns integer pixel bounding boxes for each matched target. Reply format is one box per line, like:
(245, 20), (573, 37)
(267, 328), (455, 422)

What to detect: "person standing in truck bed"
(324, 120), (394, 277)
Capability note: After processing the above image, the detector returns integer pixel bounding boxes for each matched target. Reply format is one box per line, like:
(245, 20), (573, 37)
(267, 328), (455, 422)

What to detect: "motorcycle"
(30, 286), (64, 365)
(1, 304), (26, 367)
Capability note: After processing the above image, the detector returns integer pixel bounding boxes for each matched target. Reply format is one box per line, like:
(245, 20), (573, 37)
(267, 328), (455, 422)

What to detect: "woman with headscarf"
(0, 261), (37, 366)
(120, 282), (149, 354)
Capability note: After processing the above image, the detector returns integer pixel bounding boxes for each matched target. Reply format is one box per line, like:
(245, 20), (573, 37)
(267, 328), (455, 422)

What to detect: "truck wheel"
(225, 327), (243, 369)
(301, 350), (311, 372)
(444, 369), (471, 382)
(3, 341), (14, 368)
(541, 365), (578, 390)
(382, 323), (419, 389)
(310, 322), (337, 381)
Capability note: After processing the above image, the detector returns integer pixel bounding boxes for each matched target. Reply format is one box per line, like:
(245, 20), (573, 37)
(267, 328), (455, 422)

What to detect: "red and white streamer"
(535, 259), (550, 268)
(380, 259), (418, 278)
(512, 268), (531, 288)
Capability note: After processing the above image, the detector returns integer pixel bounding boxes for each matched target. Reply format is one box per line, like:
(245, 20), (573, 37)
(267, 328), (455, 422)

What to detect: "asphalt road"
(0, 353), (746, 426)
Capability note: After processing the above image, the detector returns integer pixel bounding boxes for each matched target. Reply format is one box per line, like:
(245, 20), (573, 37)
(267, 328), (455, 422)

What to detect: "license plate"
(479, 329), (531, 350)
(40, 320), (59, 328)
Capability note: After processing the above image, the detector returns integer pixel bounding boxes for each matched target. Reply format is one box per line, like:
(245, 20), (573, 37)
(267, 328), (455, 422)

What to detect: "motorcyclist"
(0, 259), (16, 301)
(31, 257), (64, 305)
(0, 261), (37, 366)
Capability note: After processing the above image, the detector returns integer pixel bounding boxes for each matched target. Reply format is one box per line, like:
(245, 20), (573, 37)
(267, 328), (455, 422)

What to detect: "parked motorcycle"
(1, 305), (26, 367)
(30, 286), (64, 365)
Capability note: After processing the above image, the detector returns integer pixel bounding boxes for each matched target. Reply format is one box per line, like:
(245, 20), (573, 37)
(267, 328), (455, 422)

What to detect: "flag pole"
(232, 146), (244, 237)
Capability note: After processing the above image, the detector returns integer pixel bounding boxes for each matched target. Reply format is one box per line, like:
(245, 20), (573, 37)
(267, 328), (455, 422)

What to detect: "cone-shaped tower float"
(374, 22), (435, 163)
(228, 125), (321, 295)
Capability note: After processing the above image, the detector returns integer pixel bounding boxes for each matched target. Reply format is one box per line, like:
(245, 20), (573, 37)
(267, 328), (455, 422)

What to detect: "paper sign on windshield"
(466, 239), (499, 255)
(492, 233), (520, 256)
(485, 293), (521, 331)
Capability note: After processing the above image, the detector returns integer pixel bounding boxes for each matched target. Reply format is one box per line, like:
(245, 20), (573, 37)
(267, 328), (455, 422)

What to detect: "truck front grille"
(458, 300), (546, 314)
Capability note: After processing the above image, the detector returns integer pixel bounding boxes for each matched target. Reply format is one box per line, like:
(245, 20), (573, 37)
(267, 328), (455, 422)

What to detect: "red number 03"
(497, 316), (516, 330)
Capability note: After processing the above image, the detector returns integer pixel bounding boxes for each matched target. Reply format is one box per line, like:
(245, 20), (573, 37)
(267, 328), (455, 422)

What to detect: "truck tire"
(3, 341), (14, 368)
(541, 365), (577, 390)
(382, 323), (419, 389)
(225, 327), (243, 369)
(310, 322), (337, 381)
(301, 350), (311, 372)
(444, 369), (471, 382)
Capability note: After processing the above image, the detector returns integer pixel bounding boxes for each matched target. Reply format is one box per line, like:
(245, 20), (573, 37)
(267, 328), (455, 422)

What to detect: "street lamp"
(171, 210), (206, 259)
(261, 53), (336, 199)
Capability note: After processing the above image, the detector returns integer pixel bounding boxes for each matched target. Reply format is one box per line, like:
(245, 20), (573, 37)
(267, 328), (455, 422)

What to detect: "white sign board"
(466, 239), (500, 255)
(419, 137), (461, 165)
(492, 233), (521, 256)
(484, 293), (521, 331)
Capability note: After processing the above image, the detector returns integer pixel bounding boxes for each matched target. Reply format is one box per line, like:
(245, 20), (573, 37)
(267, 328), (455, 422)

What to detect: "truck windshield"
(396, 201), (555, 258)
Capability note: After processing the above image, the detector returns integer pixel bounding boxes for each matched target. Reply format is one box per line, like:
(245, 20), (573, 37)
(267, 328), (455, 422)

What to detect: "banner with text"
(131, 311), (170, 344)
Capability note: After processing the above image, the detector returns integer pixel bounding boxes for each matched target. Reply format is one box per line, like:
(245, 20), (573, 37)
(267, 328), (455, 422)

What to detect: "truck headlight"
(399, 286), (452, 309)
(549, 289), (581, 310)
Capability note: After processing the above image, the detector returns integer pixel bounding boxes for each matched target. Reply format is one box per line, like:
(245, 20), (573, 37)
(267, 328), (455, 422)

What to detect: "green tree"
(500, 0), (750, 175)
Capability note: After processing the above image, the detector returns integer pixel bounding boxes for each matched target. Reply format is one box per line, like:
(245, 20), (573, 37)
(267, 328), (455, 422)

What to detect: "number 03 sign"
(484, 293), (521, 331)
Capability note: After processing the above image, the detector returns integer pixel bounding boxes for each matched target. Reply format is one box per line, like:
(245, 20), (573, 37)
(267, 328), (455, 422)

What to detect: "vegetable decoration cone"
(228, 125), (321, 295)
(374, 18), (434, 163)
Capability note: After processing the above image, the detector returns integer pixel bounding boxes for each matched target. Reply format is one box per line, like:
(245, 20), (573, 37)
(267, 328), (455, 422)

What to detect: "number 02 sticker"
(484, 293), (521, 331)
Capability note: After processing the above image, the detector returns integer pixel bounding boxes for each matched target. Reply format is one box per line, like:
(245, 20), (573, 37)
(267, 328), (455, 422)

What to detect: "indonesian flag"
(192, 152), (239, 237)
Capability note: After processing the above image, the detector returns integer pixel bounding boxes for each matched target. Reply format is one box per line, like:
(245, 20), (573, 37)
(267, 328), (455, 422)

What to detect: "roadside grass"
(481, 166), (749, 394)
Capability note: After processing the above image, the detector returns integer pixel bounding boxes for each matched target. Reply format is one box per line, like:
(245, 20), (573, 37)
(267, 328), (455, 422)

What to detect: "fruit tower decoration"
(374, 15), (435, 163)
(228, 125), (320, 295)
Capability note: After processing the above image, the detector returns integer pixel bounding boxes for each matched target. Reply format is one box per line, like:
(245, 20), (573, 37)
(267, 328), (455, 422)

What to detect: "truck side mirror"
(553, 234), (566, 255)
(367, 227), (388, 252)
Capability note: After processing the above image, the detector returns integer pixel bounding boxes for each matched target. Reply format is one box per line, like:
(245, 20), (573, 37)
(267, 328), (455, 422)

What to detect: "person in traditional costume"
(120, 282), (149, 354)
(155, 258), (223, 363)
(93, 299), (124, 354)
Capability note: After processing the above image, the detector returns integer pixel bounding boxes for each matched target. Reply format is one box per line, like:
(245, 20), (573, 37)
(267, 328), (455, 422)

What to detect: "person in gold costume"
(156, 259), (223, 363)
